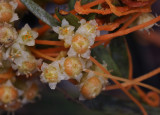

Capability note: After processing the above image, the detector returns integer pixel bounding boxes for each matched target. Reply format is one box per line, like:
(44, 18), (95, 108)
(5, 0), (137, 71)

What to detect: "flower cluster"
(0, 0), (40, 111)
(40, 19), (107, 99)
(0, 0), (40, 77)
(0, 79), (39, 112)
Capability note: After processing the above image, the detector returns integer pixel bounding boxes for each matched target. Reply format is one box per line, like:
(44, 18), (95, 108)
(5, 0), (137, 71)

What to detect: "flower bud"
(0, 1), (18, 23)
(80, 76), (102, 99)
(0, 86), (18, 104)
(72, 34), (89, 54)
(0, 23), (17, 47)
(64, 57), (83, 78)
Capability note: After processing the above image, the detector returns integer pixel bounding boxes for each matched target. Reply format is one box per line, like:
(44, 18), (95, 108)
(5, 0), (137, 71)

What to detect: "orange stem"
(44, 53), (59, 57)
(37, 25), (50, 36)
(96, 15), (160, 41)
(35, 40), (64, 46)
(94, 13), (142, 48)
(39, 47), (68, 53)
(0, 68), (15, 79)
(30, 48), (56, 61)
(105, 0), (151, 16)
(134, 68), (160, 82)
(119, 13), (142, 31)
(82, 0), (105, 9)
(89, 56), (147, 115)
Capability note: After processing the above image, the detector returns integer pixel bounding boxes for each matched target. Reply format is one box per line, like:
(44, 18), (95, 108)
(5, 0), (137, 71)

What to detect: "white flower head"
(12, 53), (38, 76)
(40, 61), (68, 90)
(17, 24), (38, 46)
(67, 19), (99, 59)
(53, 19), (75, 47)
(0, 23), (18, 47)
(76, 19), (99, 46)
(4, 43), (26, 61)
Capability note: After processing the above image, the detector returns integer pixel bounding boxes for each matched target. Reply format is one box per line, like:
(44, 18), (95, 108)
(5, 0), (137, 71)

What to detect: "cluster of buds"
(40, 19), (108, 99)
(0, 0), (40, 112)
(0, 0), (40, 77)
(0, 79), (39, 112)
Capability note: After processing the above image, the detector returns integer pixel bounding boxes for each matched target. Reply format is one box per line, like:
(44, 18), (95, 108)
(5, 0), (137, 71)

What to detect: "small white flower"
(40, 61), (68, 90)
(0, 23), (18, 47)
(76, 19), (99, 46)
(9, 1), (19, 22)
(17, 24), (38, 46)
(4, 43), (26, 61)
(67, 20), (99, 59)
(12, 53), (38, 76)
(53, 19), (75, 47)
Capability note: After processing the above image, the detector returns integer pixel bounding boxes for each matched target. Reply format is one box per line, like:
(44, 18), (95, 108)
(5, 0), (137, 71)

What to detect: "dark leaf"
(109, 37), (129, 78)
(68, 0), (76, 10)
(21, 0), (60, 27)
(55, 8), (80, 30)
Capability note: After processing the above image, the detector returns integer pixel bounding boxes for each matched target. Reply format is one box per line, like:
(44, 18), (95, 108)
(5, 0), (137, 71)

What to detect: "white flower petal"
(61, 19), (69, 26)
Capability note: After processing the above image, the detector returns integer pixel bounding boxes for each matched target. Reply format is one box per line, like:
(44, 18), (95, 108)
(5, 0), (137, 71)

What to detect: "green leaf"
(91, 45), (122, 77)
(109, 37), (129, 78)
(21, 0), (60, 27)
(55, 9), (80, 30)
(68, 0), (76, 10)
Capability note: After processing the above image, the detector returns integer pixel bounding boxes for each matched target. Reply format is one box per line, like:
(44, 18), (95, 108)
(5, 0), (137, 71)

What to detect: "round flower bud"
(18, 60), (36, 75)
(64, 57), (83, 78)
(43, 65), (58, 83)
(0, 86), (18, 104)
(15, 54), (37, 76)
(80, 76), (102, 99)
(72, 34), (89, 54)
(0, 1), (18, 23)
(0, 23), (17, 46)
(0, 2), (13, 23)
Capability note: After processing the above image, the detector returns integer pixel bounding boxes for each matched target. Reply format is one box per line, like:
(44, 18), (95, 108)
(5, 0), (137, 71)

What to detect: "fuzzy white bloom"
(53, 19), (75, 48)
(40, 61), (68, 89)
(12, 53), (39, 76)
(17, 24), (38, 46)
(9, 1), (19, 22)
(67, 19), (99, 59)
(4, 43), (26, 61)
(76, 19), (99, 46)
(0, 23), (18, 47)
